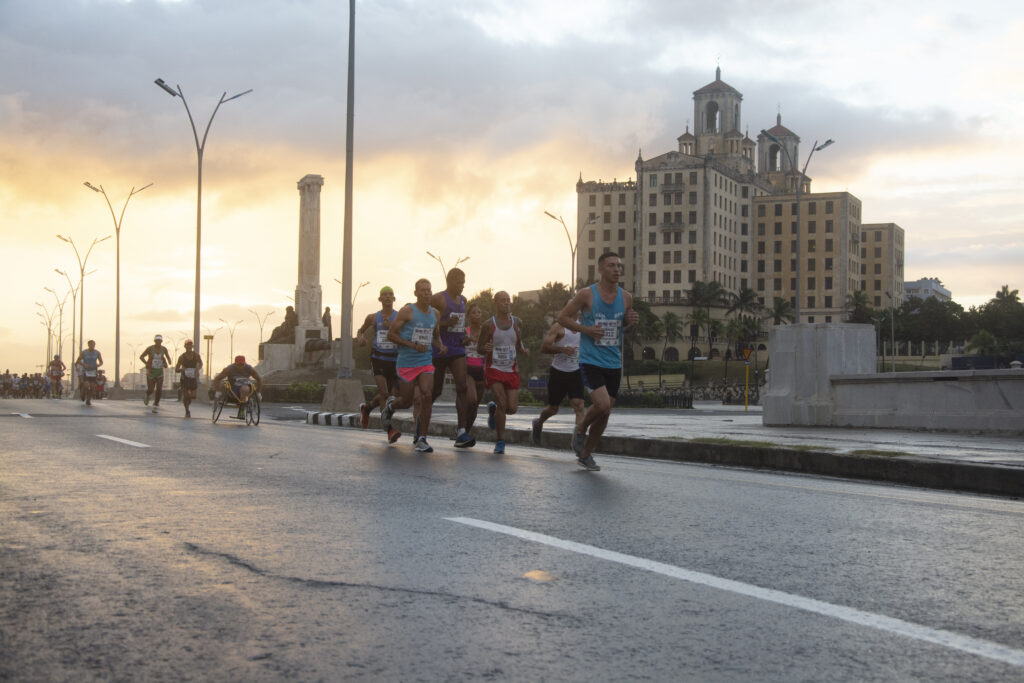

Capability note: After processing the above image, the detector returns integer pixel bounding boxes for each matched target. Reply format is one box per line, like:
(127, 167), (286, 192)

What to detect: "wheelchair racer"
(212, 355), (263, 420)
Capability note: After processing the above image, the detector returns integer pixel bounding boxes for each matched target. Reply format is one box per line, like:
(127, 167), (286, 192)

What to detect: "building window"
(774, 204), (783, 217)
(774, 278), (782, 290)
(588, 247), (595, 258)
(874, 263), (882, 274)
(825, 201), (834, 214)
(688, 270), (696, 283)
(825, 276), (833, 289)
(649, 194), (657, 207)
(663, 270), (670, 283)
(807, 277), (816, 289)
(674, 251), (682, 264)
(773, 259), (781, 271)
(808, 220), (816, 233)
(826, 219), (834, 232)
(648, 233), (656, 245)
(807, 296), (815, 308)
(648, 271), (656, 283)
(688, 250), (697, 263)
(757, 260), (765, 273)
(874, 296), (881, 307)
(874, 279), (882, 290)
(808, 240), (816, 252)
(649, 175), (658, 187)
(689, 231), (697, 244)
(604, 212), (612, 223)
(757, 278), (765, 290)
(825, 239), (833, 252)
(825, 257), (833, 270)
(808, 258), (816, 271)
(589, 195), (596, 207)
(774, 241), (782, 254)
(774, 222), (782, 235)
(758, 205), (766, 217)
(618, 211), (626, 223)
(757, 241), (765, 254)
(649, 213), (656, 225)
(648, 252), (656, 264)
(588, 230), (596, 241)
(689, 211), (697, 225)
(825, 296), (833, 308)
(603, 230), (611, 241)
(673, 271), (682, 283)
(808, 202), (817, 215)
(603, 194), (612, 206)
(663, 250), (671, 263)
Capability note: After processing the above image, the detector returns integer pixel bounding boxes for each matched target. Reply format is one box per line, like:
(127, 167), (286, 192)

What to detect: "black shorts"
(180, 377), (198, 391)
(580, 364), (622, 399)
(547, 366), (584, 406)
(371, 356), (398, 387)
(467, 362), (484, 382)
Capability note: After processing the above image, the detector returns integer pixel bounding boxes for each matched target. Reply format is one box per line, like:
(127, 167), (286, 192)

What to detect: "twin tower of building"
(576, 67), (904, 347)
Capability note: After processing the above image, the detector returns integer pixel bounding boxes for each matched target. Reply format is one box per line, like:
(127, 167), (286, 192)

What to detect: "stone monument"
(294, 174), (328, 348)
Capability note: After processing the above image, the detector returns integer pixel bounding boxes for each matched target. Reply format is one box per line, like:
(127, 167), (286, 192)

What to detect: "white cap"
(154, 334), (163, 341)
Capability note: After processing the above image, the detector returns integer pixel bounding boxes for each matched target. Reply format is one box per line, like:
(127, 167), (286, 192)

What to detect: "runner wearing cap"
(356, 286), (400, 430)
(140, 335), (172, 413)
(174, 339), (204, 418)
(212, 355), (263, 420)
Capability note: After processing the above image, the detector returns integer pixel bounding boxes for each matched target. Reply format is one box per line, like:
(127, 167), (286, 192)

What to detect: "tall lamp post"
(248, 309), (274, 343)
(55, 270), (80, 392)
(425, 252), (469, 280)
(758, 132), (834, 323)
(83, 181), (152, 390)
(57, 234), (110, 381)
(153, 77), (251, 352)
(43, 286), (68, 359)
(218, 318), (243, 359)
(885, 291), (897, 372)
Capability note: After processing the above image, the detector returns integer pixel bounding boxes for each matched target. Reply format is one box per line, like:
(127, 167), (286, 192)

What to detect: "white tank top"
(488, 316), (519, 373)
(551, 328), (581, 373)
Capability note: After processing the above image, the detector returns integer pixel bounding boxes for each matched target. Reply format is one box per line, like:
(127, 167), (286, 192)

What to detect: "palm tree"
(767, 297), (795, 325)
(723, 317), (746, 379)
(845, 290), (873, 324)
(624, 299), (661, 390)
(688, 280), (728, 318)
(966, 329), (997, 356)
(994, 285), (1020, 305)
(726, 286), (763, 319)
(684, 307), (712, 382)
(660, 311), (683, 388)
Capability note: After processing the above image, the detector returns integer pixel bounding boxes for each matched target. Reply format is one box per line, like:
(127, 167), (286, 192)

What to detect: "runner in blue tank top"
(381, 278), (447, 453)
(557, 252), (639, 471)
(357, 286), (400, 429)
(429, 268), (476, 448)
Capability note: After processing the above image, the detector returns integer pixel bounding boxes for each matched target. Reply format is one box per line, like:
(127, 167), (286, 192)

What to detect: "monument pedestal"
(321, 378), (364, 412)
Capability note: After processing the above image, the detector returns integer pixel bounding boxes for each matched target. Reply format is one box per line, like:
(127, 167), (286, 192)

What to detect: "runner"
(380, 278), (446, 453)
(174, 339), (203, 418)
(557, 252), (639, 471)
(140, 334), (172, 413)
(430, 268), (476, 448)
(356, 286), (399, 430)
(48, 355), (66, 399)
(463, 303), (486, 439)
(477, 291), (529, 455)
(74, 340), (103, 406)
(531, 314), (584, 446)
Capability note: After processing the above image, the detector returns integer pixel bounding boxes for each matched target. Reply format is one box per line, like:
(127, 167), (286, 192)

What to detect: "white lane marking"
(447, 517), (1024, 668)
(12, 413), (32, 418)
(96, 434), (150, 448)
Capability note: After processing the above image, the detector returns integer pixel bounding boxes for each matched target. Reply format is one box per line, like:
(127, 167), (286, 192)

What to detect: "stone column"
(295, 174), (325, 328)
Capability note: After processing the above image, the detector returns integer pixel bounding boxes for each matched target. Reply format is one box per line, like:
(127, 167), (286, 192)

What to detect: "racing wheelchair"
(210, 378), (261, 425)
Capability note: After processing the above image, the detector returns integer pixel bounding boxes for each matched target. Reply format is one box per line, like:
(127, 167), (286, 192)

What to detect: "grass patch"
(688, 437), (834, 452)
(850, 448), (910, 457)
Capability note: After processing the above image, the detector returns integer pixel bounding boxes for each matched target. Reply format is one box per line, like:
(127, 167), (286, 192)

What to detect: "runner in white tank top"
(531, 316), (585, 446)
(477, 291), (529, 454)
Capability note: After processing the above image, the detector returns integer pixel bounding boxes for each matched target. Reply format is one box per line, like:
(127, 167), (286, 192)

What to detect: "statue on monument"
(267, 305), (299, 344)
(322, 307), (333, 340)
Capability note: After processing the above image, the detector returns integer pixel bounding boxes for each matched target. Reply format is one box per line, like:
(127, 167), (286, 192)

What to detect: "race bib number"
(492, 344), (515, 367)
(151, 356), (163, 369)
(411, 326), (433, 346)
(375, 329), (397, 350)
(596, 319), (621, 346)
(85, 370), (97, 378)
(565, 346), (580, 360)
(183, 368), (196, 378)
(466, 342), (481, 359)
(448, 312), (466, 334)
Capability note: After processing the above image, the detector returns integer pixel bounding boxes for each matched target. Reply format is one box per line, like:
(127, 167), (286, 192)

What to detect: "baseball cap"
(379, 286), (394, 295)
(184, 339), (193, 346)
(154, 334), (163, 341)
(234, 355), (246, 364)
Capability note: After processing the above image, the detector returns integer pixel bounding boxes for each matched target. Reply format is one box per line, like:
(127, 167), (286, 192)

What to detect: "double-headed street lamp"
(218, 318), (243, 359)
(154, 77), (252, 352)
(43, 286), (69, 359)
(248, 309), (274, 343)
(56, 233), (110, 379)
(83, 181), (152, 389)
(425, 252), (469, 281)
(758, 132), (834, 323)
(54, 270), (80, 390)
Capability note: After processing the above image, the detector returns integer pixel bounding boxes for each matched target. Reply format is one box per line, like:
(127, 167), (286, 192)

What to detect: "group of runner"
(356, 251), (638, 471)
(0, 342), (109, 402)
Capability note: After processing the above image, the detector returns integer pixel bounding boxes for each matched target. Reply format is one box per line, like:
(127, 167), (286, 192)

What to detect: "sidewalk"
(307, 401), (1024, 498)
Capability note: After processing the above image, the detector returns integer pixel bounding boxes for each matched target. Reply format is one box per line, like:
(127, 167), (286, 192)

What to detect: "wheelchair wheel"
(246, 394), (261, 425)
(211, 394), (224, 423)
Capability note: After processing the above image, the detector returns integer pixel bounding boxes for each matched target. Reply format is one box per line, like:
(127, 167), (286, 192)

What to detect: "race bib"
(411, 326), (433, 346)
(466, 342), (481, 359)
(565, 346), (580, 360)
(492, 344), (515, 366)
(183, 368), (196, 378)
(85, 370), (97, 378)
(596, 319), (621, 347)
(375, 329), (397, 350)
(448, 312), (466, 333)
(151, 356), (163, 369)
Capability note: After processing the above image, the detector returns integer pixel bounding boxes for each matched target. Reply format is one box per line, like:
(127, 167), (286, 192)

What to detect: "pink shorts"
(398, 364), (434, 383)
(484, 367), (520, 390)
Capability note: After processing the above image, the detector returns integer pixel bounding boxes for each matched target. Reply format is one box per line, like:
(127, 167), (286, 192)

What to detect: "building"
(860, 223), (906, 309)
(904, 277), (951, 302)
(574, 68), (905, 357)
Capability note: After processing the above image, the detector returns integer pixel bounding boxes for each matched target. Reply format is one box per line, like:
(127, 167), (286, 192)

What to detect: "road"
(3, 398), (1024, 681)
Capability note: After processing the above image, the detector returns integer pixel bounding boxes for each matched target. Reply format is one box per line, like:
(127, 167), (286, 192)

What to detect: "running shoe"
(487, 401), (496, 430)
(153, 406), (159, 414)
(185, 409), (191, 418)
(359, 402), (370, 429)
(531, 418), (542, 446)
(493, 439), (505, 455)
(387, 428), (402, 444)
(381, 399), (395, 431)
(454, 431), (476, 448)
(414, 437), (433, 453)
(85, 399), (92, 406)
(144, 393), (150, 406)
(571, 429), (586, 456)
(577, 454), (600, 471)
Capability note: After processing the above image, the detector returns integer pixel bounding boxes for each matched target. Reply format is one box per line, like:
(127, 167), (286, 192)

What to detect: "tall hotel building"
(576, 68), (905, 338)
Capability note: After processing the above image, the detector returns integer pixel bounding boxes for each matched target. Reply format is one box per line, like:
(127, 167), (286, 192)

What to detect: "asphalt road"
(3, 398), (1024, 681)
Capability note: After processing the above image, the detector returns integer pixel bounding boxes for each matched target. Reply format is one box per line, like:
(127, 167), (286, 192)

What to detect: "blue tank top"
(435, 291), (467, 358)
(371, 310), (398, 361)
(579, 284), (625, 369)
(81, 349), (100, 371)
(397, 304), (437, 368)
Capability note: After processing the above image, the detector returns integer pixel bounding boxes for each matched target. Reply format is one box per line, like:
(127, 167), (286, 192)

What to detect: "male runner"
(531, 314), (584, 446)
(140, 334), (172, 413)
(174, 339), (203, 418)
(381, 278), (446, 453)
(48, 355), (66, 399)
(430, 268), (476, 448)
(557, 252), (638, 471)
(357, 286), (399, 430)
(477, 291), (529, 455)
(212, 355), (262, 420)
(75, 340), (103, 406)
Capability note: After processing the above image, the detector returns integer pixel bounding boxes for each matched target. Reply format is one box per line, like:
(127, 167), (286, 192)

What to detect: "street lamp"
(885, 291), (897, 373)
(56, 233), (110, 377)
(55, 270), (80, 390)
(43, 286), (68, 359)
(758, 132), (834, 323)
(218, 318), (243, 359)
(544, 213), (597, 293)
(202, 325), (222, 387)
(153, 77), (252, 352)
(248, 309), (274, 343)
(83, 181), (152, 390)
(425, 252), (469, 280)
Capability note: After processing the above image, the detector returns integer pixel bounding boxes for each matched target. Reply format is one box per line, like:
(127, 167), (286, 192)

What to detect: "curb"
(303, 411), (1024, 499)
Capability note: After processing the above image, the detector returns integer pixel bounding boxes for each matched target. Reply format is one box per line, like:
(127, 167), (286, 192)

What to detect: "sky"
(2, 0), (1022, 377)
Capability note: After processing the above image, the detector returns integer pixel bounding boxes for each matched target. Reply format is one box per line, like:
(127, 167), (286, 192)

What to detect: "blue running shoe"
(493, 439), (505, 455)
(455, 431), (476, 448)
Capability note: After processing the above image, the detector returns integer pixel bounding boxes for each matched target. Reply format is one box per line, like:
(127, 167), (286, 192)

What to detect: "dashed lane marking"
(447, 516), (1024, 669)
(11, 413), (32, 418)
(96, 434), (150, 448)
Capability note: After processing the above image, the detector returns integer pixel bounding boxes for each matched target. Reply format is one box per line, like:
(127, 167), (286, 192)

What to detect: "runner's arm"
(432, 308), (447, 356)
(557, 288), (602, 341)
(540, 323), (564, 355)
(386, 306), (411, 347)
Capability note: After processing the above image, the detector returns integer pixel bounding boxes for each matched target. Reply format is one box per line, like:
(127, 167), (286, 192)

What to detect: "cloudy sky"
(2, 0), (1022, 375)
